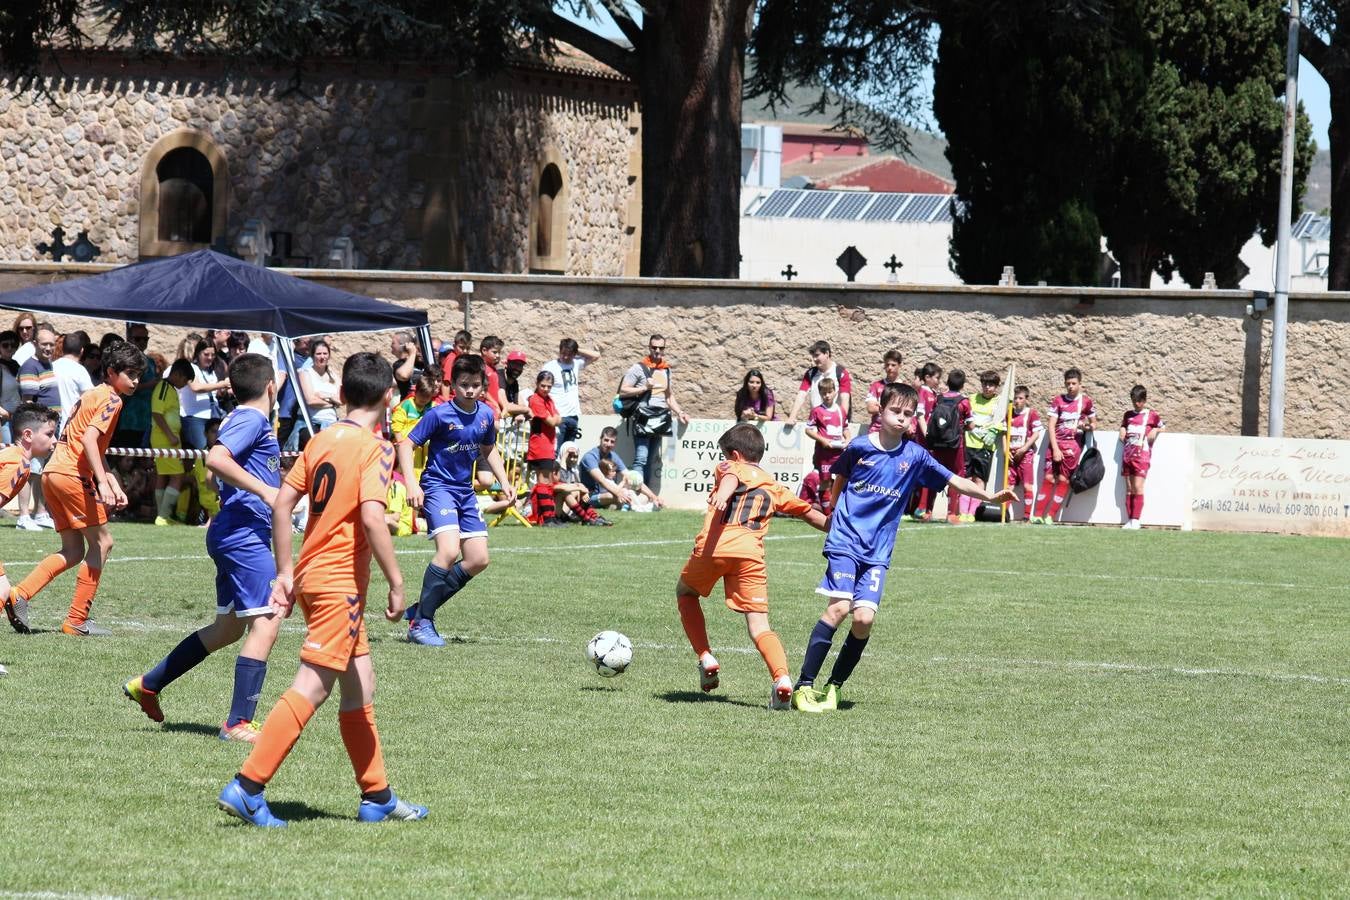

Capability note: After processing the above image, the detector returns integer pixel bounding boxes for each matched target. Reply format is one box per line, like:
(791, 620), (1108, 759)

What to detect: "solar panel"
(826, 193), (871, 220)
(1292, 211), (1315, 238)
(789, 191), (837, 218)
(862, 194), (906, 221)
(899, 194), (944, 222)
(1293, 212), (1331, 241)
(754, 189), (802, 218)
(931, 198), (954, 222)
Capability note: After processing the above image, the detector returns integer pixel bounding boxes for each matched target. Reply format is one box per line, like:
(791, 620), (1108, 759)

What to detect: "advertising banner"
(1188, 435), (1350, 536)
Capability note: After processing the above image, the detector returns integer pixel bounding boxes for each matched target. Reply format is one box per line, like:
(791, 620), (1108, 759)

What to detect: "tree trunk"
(1329, 74), (1350, 289)
(638, 1), (753, 278)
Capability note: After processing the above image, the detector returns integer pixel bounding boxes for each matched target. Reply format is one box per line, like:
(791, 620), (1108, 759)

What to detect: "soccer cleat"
(219, 720), (262, 743)
(946, 514), (962, 525)
(791, 685), (824, 712)
(62, 620), (111, 637)
(123, 676), (164, 723)
(33, 512), (55, 529)
(154, 516), (171, 527)
(960, 513), (976, 523)
(5, 592), (31, 634)
(819, 684), (839, 711)
(358, 792), (429, 823)
(769, 676), (793, 710)
(698, 654), (720, 693)
(407, 619), (446, 647)
(217, 778), (287, 828)
(0, 663), (7, 676)
(15, 515), (41, 532)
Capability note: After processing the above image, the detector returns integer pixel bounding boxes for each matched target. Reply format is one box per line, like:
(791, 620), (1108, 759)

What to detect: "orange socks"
(65, 563), (102, 627)
(339, 704), (389, 795)
(677, 594), (711, 657)
(753, 630), (789, 681)
(240, 689), (316, 787)
(14, 553), (73, 605)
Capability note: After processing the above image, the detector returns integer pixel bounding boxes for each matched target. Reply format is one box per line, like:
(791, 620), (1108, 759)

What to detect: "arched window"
(156, 148), (213, 243)
(529, 149), (569, 273)
(139, 130), (230, 258)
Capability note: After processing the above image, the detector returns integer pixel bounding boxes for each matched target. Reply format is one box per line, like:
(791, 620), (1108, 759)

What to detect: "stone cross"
(781, 264), (798, 281)
(884, 254), (903, 283)
(36, 226), (71, 262)
(70, 230), (101, 263)
(836, 246), (867, 282)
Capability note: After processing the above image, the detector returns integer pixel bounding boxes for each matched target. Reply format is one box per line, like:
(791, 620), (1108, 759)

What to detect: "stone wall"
(0, 55), (638, 275)
(1, 262), (1344, 439)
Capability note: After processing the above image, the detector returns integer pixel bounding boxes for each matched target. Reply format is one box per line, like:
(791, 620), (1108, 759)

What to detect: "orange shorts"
(298, 591), (369, 671)
(44, 471), (106, 532)
(679, 554), (768, 614)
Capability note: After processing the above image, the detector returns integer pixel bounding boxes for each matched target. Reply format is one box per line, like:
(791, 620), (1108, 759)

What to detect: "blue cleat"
(358, 792), (429, 823)
(217, 777), (287, 828)
(407, 619), (446, 647)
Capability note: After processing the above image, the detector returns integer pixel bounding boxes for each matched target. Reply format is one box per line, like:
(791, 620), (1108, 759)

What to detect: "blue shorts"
(816, 554), (889, 611)
(423, 482), (487, 541)
(206, 518), (276, 618)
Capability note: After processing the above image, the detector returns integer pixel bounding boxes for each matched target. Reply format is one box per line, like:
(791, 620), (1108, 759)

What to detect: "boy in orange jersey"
(218, 352), (426, 827)
(8, 341), (144, 636)
(2, 404), (60, 635)
(676, 423), (829, 709)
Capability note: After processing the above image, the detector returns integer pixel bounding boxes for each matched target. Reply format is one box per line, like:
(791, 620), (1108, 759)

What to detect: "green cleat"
(791, 685), (825, 713)
(819, 684), (839, 711)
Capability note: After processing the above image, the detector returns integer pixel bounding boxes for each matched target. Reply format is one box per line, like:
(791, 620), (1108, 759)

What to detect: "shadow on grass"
(653, 690), (763, 710)
(161, 721), (223, 737)
(267, 800), (346, 823)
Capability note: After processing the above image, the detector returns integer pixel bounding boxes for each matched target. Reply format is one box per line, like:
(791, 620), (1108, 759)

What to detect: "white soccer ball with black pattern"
(587, 630), (633, 677)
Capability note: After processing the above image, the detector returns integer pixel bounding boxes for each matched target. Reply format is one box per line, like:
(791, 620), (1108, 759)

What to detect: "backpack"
(1070, 432), (1105, 494)
(612, 363), (652, 419)
(926, 394), (966, 448)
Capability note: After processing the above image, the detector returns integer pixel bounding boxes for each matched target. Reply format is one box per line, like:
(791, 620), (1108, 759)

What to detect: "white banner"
(1187, 435), (1350, 536)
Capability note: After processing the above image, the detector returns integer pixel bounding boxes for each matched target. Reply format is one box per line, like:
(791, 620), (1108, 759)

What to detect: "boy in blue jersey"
(124, 353), (285, 741)
(792, 382), (1015, 712)
(397, 353), (514, 646)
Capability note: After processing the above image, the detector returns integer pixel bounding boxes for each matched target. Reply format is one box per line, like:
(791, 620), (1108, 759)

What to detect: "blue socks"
(227, 656), (268, 727)
(796, 620), (838, 688)
(143, 633), (209, 693)
(416, 562), (474, 624)
(827, 633), (870, 687)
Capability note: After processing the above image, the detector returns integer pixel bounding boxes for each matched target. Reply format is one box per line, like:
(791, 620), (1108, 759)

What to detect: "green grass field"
(1, 514), (1347, 897)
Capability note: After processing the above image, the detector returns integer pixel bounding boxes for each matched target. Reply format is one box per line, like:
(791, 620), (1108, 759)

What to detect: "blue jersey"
(213, 405), (281, 525)
(407, 399), (497, 488)
(824, 434), (953, 566)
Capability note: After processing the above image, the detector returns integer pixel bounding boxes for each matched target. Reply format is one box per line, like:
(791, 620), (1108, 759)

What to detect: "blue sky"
(559, 6), (1332, 151)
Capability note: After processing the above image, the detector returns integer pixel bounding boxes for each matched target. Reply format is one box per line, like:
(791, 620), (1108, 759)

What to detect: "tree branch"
(539, 10), (638, 79)
(598, 0), (643, 48)
(1299, 21), (1332, 76)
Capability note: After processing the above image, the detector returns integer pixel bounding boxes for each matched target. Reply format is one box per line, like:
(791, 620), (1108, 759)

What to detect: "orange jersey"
(46, 384), (123, 480)
(285, 420), (394, 596)
(0, 445), (32, 504)
(690, 460), (811, 561)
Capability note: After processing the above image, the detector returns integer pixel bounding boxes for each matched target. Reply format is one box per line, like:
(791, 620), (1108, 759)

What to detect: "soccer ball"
(587, 630), (633, 677)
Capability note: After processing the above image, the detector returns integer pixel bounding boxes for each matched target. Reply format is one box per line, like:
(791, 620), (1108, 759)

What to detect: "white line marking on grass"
(929, 655), (1350, 686)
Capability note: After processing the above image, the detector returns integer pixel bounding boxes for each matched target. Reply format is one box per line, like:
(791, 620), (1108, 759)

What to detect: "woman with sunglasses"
(11, 313), (37, 366)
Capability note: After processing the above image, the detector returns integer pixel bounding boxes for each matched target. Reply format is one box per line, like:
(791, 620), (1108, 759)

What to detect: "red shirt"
(1048, 393), (1095, 450)
(483, 366), (503, 415)
(1120, 408), (1163, 462)
(807, 403), (848, 470)
(527, 392), (558, 461)
(1010, 408), (1043, 452)
(867, 379), (903, 433)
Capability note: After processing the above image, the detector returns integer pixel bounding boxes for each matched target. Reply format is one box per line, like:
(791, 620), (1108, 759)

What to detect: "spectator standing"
(618, 334), (687, 489)
(501, 350), (529, 419)
(246, 332), (287, 416)
(526, 371), (561, 474)
(52, 331), (94, 428)
(541, 337), (601, 454)
(276, 337), (313, 449)
(390, 330), (420, 398)
(1118, 385), (1164, 530)
(479, 336), (510, 416)
(957, 370), (1005, 523)
(11, 313), (37, 366)
(181, 340), (230, 451)
(804, 377), (849, 491)
(926, 369), (972, 525)
(787, 341), (853, 424)
(114, 323), (159, 448)
(734, 369), (776, 422)
(911, 362), (944, 519)
(0, 330), (21, 443)
(17, 325), (60, 530)
(1032, 367), (1095, 524)
(299, 340), (341, 439)
(865, 350), (905, 433)
(438, 329), (473, 396)
(1007, 386), (1044, 522)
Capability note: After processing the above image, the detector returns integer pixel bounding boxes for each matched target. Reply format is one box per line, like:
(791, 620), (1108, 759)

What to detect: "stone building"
(0, 45), (641, 274)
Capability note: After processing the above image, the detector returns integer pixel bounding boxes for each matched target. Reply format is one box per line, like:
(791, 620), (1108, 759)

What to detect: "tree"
(0, 1), (755, 278)
(1302, 1), (1350, 288)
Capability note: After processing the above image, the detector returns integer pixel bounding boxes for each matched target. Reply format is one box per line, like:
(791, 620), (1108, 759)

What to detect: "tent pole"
(417, 326), (435, 380)
(277, 335), (316, 439)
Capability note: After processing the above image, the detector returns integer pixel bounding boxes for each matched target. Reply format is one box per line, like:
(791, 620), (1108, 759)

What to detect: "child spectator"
(958, 370), (1005, 523)
(478, 336), (510, 416)
(151, 359), (194, 525)
(865, 350), (904, 433)
(439, 329), (473, 397)
(798, 468), (824, 513)
(1007, 385), (1043, 522)
(911, 362), (943, 520)
(804, 377), (848, 504)
(219, 352), (426, 827)
(1033, 367), (1096, 524)
(391, 373), (441, 484)
(792, 383), (1015, 712)
(526, 460), (566, 527)
(1, 405), (59, 634)
(527, 371), (561, 475)
(385, 472), (418, 537)
(676, 423), (830, 708)
(178, 420), (222, 527)
(555, 442), (610, 525)
(1118, 385), (1164, 530)
(925, 368), (971, 525)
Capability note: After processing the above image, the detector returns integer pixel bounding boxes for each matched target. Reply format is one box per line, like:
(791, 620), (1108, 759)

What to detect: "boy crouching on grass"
(218, 352), (426, 827)
(792, 383), (1016, 712)
(676, 423), (830, 709)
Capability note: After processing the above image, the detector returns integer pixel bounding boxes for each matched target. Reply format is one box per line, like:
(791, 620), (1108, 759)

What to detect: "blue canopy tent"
(0, 249), (433, 438)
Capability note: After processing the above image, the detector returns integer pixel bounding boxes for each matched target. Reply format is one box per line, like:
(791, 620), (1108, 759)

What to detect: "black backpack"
(612, 363), (652, 419)
(926, 394), (965, 448)
(1070, 433), (1105, 493)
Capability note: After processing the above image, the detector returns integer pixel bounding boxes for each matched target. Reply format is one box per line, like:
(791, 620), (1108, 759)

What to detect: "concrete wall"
(0, 261), (1345, 439)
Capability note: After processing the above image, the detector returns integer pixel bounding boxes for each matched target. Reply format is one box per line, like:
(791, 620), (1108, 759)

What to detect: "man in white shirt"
(540, 337), (601, 455)
(52, 331), (93, 428)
